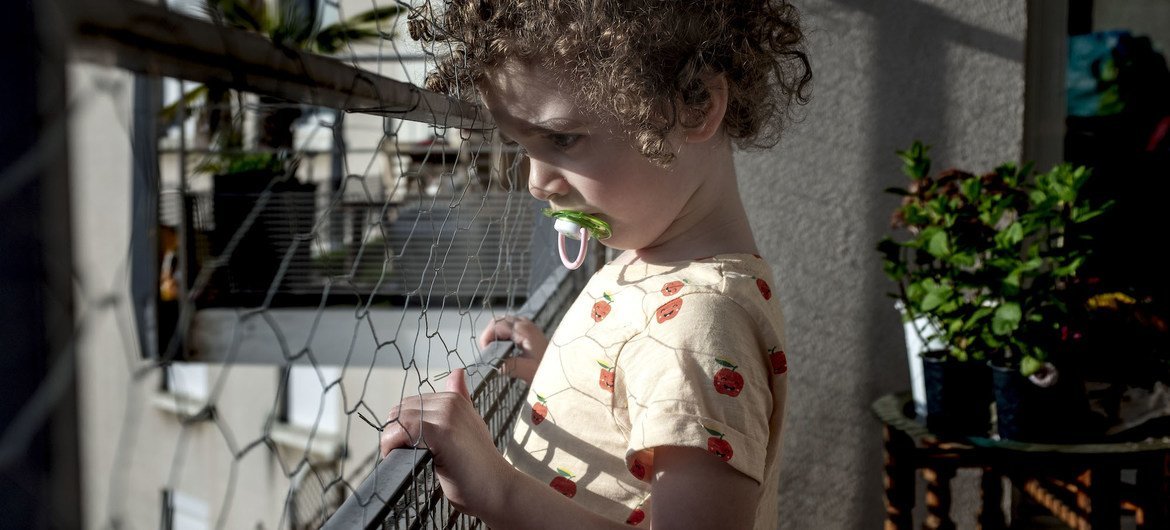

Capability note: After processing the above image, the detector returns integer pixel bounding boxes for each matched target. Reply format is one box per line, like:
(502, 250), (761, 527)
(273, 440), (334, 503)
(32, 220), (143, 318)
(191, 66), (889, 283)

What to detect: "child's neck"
(617, 150), (759, 266)
(620, 208), (757, 265)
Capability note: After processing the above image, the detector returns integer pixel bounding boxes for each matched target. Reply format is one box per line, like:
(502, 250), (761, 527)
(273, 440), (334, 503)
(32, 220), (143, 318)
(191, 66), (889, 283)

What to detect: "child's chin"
(598, 238), (633, 251)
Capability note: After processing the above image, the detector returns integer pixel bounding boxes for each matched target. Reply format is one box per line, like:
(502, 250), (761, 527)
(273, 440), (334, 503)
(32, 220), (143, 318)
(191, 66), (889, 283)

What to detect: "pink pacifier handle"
(557, 227), (590, 270)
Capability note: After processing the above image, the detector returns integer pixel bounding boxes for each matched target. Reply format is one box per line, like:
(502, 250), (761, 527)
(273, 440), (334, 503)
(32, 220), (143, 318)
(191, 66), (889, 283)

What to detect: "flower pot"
(991, 362), (1094, 443)
(897, 303), (946, 419)
(922, 356), (993, 437)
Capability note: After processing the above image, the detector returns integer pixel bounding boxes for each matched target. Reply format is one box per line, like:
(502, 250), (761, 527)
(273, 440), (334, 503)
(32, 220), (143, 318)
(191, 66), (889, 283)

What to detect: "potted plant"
(879, 142), (1113, 441)
(879, 142), (999, 437)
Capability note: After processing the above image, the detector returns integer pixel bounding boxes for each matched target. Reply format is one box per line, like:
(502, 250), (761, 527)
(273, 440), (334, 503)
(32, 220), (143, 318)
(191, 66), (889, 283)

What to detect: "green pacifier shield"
(542, 209), (612, 240)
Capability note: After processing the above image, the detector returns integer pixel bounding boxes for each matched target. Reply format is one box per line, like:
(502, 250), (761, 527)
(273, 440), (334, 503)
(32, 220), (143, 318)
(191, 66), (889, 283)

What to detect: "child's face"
(480, 62), (706, 252)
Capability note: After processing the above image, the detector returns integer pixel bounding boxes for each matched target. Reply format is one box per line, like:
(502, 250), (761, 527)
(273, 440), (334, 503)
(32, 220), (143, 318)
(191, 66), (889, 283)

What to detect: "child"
(380, 1), (811, 528)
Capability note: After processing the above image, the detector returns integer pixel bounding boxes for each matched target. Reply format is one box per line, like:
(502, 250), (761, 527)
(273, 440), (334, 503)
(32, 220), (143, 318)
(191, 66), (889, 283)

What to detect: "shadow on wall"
(855, 0), (1023, 526)
(771, 0), (1025, 528)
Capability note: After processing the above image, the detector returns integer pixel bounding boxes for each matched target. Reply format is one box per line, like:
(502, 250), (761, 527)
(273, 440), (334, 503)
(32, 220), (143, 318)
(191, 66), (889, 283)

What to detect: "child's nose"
(527, 158), (570, 201)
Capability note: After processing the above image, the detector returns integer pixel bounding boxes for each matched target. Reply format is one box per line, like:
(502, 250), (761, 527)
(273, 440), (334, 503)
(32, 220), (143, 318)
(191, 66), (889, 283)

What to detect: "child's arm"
(478, 316), (547, 384)
(640, 446), (760, 529)
(488, 447), (759, 529)
(381, 369), (761, 530)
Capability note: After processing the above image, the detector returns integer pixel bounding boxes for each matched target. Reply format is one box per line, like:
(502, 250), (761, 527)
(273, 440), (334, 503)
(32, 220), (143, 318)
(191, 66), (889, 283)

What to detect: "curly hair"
(411, 0), (812, 166)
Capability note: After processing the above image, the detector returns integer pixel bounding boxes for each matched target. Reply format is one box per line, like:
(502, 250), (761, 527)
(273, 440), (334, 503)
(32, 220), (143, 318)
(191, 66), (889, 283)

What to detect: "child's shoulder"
(591, 253), (781, 330)
(601, 253), (776, 299)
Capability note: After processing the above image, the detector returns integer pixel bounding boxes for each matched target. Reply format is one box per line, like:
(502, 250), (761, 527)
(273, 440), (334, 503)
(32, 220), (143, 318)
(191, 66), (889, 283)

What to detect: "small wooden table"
(872, 392), (1170, 529)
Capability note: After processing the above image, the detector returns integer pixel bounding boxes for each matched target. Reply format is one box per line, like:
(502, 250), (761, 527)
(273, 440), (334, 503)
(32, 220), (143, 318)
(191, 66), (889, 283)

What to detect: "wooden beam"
(65, 0), (492, 130)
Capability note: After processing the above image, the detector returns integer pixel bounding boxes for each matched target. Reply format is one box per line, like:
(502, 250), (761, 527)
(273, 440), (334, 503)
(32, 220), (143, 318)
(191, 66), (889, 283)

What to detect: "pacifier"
(543, 209), (612, 270)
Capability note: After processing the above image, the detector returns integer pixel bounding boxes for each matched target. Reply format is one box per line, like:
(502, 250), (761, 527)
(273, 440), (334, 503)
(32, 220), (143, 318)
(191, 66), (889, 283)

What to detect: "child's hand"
(478, 316), (547, 384)
(379, 368), (516, 518)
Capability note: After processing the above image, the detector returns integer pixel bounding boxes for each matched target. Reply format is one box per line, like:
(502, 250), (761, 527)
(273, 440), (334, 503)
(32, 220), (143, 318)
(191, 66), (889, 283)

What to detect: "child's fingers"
(379, 400), (429, 457)
(380, 408), (417, 457)
(477, 316), (515, 348)
(446, 368), (471, 401)
(380, 393), (474, 457)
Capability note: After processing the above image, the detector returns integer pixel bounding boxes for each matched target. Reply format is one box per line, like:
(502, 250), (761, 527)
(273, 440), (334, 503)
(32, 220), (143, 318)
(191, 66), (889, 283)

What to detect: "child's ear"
(684, 73), (729, 144)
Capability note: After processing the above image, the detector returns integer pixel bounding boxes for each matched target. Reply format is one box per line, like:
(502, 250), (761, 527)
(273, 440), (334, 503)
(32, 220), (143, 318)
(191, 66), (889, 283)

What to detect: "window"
(165, 362), (210, 402)
(285, 365), (342, 436)
(161, 489), (209, 530)
(271, 365), (345, 460)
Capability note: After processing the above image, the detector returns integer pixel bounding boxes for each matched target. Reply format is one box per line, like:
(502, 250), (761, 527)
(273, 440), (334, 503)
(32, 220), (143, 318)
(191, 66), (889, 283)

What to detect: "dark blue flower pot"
(990, 362), (1093, 443)
(922, 356), (993, 437)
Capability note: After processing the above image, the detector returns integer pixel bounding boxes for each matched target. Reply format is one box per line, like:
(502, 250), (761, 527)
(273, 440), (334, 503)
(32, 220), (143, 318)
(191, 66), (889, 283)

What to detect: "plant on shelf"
(879, 141), (1112, 378)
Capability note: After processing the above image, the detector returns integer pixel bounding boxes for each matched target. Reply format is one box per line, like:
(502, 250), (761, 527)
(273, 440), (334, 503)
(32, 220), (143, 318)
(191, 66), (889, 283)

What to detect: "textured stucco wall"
(736, 1), (1026, 527)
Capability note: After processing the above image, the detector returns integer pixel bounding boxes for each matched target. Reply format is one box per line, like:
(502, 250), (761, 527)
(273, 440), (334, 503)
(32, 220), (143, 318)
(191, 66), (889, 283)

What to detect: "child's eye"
(548, 133), (581, 150)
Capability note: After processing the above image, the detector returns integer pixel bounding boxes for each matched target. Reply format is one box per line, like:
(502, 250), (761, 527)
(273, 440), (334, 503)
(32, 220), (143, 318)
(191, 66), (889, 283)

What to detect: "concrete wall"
(736, 1), (1027, 527)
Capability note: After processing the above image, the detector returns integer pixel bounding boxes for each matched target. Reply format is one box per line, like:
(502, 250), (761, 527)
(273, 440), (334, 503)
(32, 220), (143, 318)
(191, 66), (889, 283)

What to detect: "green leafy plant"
(879, 142), (1112, 375)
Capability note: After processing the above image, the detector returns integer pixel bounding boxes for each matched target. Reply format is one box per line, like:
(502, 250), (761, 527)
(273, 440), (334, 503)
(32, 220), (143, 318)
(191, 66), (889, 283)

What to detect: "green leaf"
(1002, 270), (1020, 295)
(949, 252), (976, 268)
(311, 6), (405, 53)
(1053, 256), (1084, 277)
(208, 0), (269, 33)
(896, 141), (931, 179)
(961, 179), (981, 200)
(1020, 258), (1043, 272)
(994, 222), (1024, 248)
(921, 291), (946, 312)
(704, 426), (724, 437)
(906, 282), (925, 303)
(926, 230), (951, 258)
(1019, 161), (1036, 178)
(714, 358), (738, 369)
(920, 280), (952, 312)
(1020, 356), (1044, 377)
(992, 302), (1021, 335)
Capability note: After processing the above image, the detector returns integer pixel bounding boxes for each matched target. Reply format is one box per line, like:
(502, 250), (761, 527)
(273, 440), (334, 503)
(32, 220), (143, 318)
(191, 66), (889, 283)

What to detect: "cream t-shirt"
(505, 254), (788, 527)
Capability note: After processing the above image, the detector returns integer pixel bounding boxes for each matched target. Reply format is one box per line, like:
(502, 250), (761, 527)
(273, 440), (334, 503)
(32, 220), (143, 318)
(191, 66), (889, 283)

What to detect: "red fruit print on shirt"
(704, 427), (734, 462)
(629, 458), (647, 480)
(655, 298), (683, 323)
(713, 358), (744, 397)
(597, 360), (615, 392)
(769, 347), (788, 375)
(592, 293), (614, 322)
(531, 393), (548, 425)
(626, 507), (645, 525)
(661, 280), (685, 296)
(550, 468), (577, 498)
(756, 278), (772, 300)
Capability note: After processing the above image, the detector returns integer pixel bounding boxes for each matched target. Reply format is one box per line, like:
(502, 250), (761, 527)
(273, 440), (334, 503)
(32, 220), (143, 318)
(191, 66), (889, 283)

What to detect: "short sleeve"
(616, 292), (774, 484)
